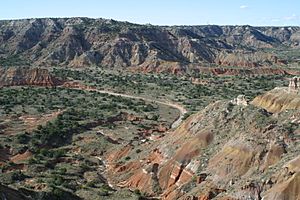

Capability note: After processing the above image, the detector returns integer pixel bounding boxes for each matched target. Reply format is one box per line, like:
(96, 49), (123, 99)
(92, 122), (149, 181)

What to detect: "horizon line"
(0, 16), (299, 28)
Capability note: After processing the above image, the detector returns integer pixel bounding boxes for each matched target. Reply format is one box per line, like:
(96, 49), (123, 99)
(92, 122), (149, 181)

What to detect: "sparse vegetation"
(1, 67), (299, 200)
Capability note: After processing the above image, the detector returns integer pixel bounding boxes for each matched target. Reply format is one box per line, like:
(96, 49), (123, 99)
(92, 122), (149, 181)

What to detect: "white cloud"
(240, 5), (248, 9)
(271, 18), (280, 22)
(263, 14), (299, 22)
(284, 14), (297, 21)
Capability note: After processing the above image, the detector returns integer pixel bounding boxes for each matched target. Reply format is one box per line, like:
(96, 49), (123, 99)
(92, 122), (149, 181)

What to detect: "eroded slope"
(252, 87), (300, 113)
(106, 96), (300, 199)
(1, 18), (300, 71)
(0, 67), (63, 87)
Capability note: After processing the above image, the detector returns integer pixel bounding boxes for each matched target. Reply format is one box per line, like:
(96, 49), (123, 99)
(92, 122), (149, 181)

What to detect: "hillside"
(252, 87), (300, 113)
(0, 73), (300, 199)
(105, 96), (300, 200)
(0, 18), (300, 72)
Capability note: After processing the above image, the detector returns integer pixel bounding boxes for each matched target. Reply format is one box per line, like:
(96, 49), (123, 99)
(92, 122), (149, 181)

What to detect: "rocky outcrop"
(105, 92), (300, 199)
(196, 67), (300, 76)
(0, 67), (63, 87)
(214, 51), (278, 67)
(230, 95), (248, 106)
(288, 76), (300, 92)
(0, 18), (299, 71)
(262, 156), (300, 200)
(262, 142), (286, 170)
(10, 150), (32, 163)
(251, 87), (300, 113)
(252, 77), (300, 113)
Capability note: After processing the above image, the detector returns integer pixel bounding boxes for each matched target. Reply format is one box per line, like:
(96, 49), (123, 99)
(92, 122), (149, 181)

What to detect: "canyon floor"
(0, 66), (300, 200)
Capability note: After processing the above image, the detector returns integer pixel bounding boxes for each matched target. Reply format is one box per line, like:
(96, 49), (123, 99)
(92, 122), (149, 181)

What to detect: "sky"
(1, 0), (300, 26)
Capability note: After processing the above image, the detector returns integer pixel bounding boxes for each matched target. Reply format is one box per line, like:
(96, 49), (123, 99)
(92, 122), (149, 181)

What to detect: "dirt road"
(86, 88), (187, 129)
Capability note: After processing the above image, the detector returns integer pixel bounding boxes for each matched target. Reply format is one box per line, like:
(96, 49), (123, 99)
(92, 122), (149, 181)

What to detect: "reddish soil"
(10, 150), (32, 163)
(19, 109), (64, 132)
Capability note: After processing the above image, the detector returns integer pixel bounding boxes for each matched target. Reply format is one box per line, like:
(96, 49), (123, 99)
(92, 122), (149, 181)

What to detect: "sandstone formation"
(105, 95), (300, 199)
(0, 67), (63, 87)
(251, 77), (300, 113)
(230, 95), (248, 106)
(0, 18), (299, 71)
(197, 67), (300, 76)
(252, 87), (300, 113)
(262, 156), (300, 200)
(288, 76), (300, 92)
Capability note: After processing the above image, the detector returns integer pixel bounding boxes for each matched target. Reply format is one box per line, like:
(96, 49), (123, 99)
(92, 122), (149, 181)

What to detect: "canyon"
(0, 17), (300, 200)
(1, 67), (300, 199)
(0, 18), (299, 72)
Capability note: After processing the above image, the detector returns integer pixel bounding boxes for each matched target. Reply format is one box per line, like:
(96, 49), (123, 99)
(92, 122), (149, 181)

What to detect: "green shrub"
(133, 189), (141, 195)
(98, 184), (112, 196)
(11, 170), (27, 181)
(16, 133), (30, 144)
(28, 157), (39, 165)
(125, 156), (131, 161)
(58, 167), (67, 175)
(135, 149), (142, 154)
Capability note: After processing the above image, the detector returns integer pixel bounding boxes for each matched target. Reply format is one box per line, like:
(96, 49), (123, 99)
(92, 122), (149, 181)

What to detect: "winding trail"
(61, 81), (187, 128)
(62, 86), (187, 189)
(95, 89), (187, 129)
(65, 85), (188, 129)
(79, 87), (188, 192)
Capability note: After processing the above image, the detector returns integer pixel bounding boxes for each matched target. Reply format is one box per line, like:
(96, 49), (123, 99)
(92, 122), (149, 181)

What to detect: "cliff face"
(0, 67), (63, 87)
(0, 18), (299, 71)
(251, 87), (300, 113)
(105, 97), (300, 199)
(188, 67), (300, 76)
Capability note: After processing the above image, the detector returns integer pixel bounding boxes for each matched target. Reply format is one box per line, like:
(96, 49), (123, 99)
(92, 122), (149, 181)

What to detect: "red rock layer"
(0, 67), (63, 87)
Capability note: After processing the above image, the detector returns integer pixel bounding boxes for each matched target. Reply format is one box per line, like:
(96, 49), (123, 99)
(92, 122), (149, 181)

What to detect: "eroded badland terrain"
(0, 18), (300, 200)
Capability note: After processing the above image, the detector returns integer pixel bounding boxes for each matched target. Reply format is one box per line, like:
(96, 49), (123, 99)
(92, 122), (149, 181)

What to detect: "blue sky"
(1, 0), (299, 26)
